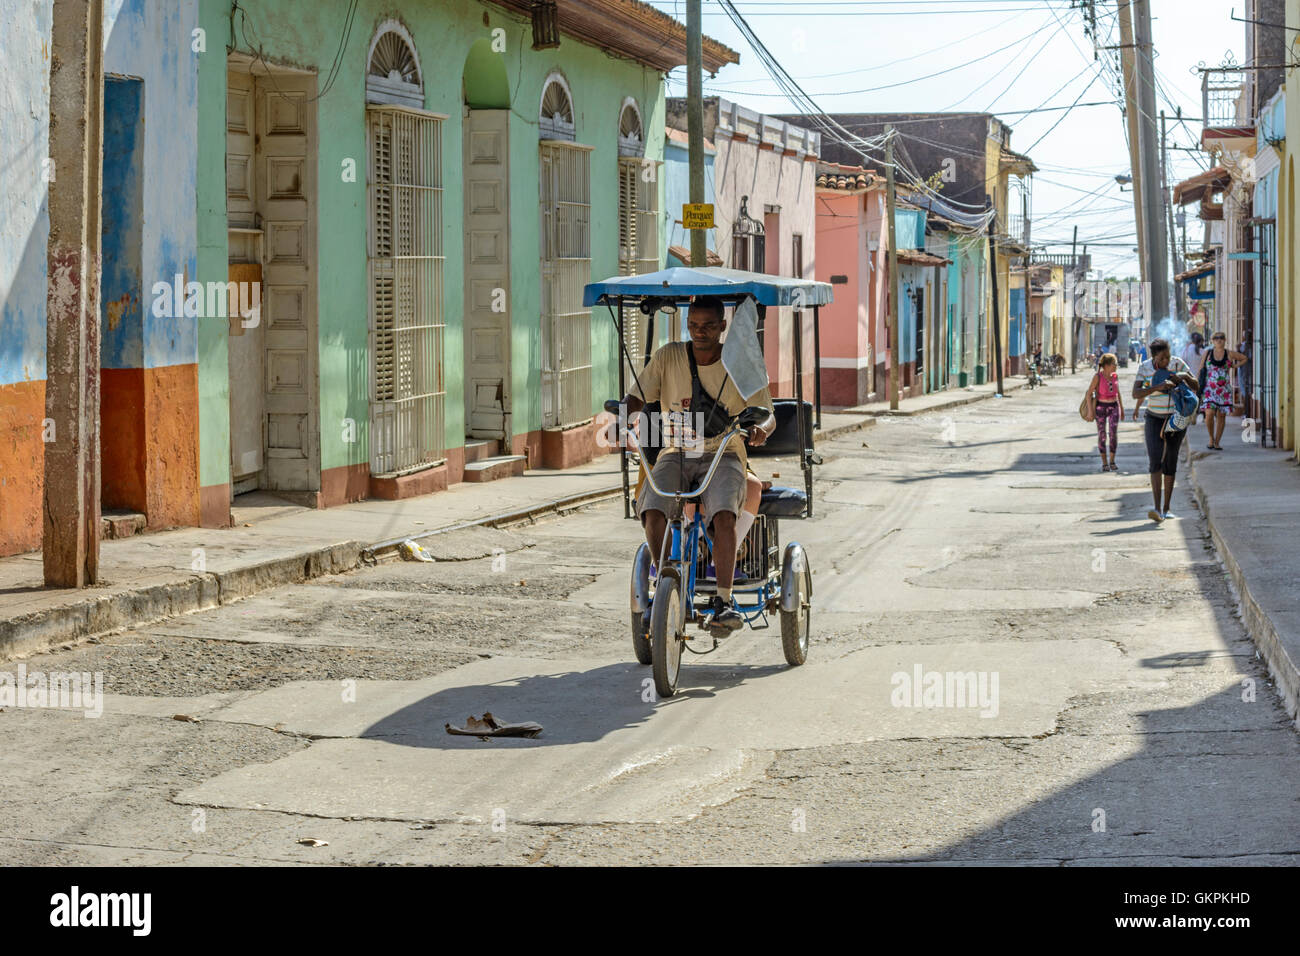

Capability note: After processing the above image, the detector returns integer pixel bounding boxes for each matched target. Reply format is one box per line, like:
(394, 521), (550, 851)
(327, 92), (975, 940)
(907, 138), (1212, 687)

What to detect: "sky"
(649, 0), (1247, 278)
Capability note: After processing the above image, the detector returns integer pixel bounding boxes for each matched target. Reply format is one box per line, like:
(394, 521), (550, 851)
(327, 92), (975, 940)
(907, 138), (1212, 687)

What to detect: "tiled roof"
(484, 0), (739, 73)
(897, 249), (951, 267)
(1173, 165), (1230, 205)
(815, 161), (875, 191)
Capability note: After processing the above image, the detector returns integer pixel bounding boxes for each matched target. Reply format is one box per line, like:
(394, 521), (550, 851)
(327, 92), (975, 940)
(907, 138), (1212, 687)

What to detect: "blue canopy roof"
(583, 266), (834, 308)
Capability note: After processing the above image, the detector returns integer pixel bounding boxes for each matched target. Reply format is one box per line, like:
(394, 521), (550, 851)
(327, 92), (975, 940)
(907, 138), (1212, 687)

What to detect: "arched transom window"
(539, 73), (575, 141)
(367, 21), (423, 109)
(618, 98), (644, 158)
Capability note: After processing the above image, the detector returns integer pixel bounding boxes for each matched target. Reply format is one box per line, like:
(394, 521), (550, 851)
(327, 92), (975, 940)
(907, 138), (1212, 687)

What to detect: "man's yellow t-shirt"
(629, 341), (774, 469)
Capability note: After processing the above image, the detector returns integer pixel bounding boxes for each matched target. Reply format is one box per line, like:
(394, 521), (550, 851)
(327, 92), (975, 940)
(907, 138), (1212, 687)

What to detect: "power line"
(704, 5), (1032, 84)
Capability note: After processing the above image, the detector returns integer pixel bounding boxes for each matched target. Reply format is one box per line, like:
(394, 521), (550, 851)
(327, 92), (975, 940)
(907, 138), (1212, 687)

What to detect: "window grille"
(367, 105), (445, 476)
(540, 140), (592, 428)
(732, 195), (765, 273)
(618, 157), (660, 375)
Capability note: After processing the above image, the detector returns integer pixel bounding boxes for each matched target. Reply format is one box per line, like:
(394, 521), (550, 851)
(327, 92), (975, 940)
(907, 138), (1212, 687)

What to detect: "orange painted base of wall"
(444, 446), (466, 486)
(0, 379), (46, 557)
(320, 463), (369, 509)
(370, 463), (448, 500)
(138, 364), (200, 530)
(101, 368), (147, 512)
(199, 483), (232, 528)
(512, 431), (543, 468)
(536, 417), (612, 470)
(822, 366), (872, 408)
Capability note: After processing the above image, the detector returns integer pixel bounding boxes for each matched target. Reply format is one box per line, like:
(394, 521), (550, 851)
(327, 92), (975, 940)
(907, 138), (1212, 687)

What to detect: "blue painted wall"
(1009, 286), (1025, 360)
(663, 136), (716, 265)
(893, 209), (925, 251)
(101, 76), (145, 370)
(103, 0), (199, 371)
(0, 0), (200, 386)
(0, 0), (55, 386)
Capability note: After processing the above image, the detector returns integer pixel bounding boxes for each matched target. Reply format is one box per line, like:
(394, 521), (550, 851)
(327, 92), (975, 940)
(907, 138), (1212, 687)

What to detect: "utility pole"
(1117, 0), (1146, 282)
(686, 0), (706, 268)
(1070, 224), (1079, 373)
(987, 199), (1005, 396)
(885, 125), (901, 409)
(1133, 0), (1170, 319)
(45, 0), (104, 587)
(1161, 109), (1187, 323)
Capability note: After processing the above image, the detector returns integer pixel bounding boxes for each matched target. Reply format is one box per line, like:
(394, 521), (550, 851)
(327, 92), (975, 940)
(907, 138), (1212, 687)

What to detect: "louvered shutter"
(368, 106), (446, 475)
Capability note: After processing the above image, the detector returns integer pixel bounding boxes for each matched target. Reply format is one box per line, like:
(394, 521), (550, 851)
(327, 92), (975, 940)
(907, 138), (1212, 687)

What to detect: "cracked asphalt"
(3, 378), (1298, 865)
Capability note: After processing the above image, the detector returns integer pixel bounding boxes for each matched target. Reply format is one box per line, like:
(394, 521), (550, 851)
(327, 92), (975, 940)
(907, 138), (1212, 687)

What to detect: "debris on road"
(445, 712), (543, 739)
(171, 714), (201, 723)
(399, 540), (436, 562)
(297, 838), (329, 847)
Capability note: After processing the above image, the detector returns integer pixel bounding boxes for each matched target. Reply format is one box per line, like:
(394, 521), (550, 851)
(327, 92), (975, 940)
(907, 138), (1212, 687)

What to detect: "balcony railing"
(1005, 213), (1030, 247)
(1202, 68), (1249, 130)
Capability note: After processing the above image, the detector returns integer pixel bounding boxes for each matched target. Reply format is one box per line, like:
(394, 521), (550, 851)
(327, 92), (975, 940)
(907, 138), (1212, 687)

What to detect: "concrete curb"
(0, 542), (364, 662)
(818, 417), (877, 441)
(1184, 452), (1300, 724)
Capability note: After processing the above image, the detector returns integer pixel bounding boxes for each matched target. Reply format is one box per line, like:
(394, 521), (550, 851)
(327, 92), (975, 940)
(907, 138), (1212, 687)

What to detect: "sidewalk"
(0, 379), (1021, 661)
(1183, 426), (1300, 723)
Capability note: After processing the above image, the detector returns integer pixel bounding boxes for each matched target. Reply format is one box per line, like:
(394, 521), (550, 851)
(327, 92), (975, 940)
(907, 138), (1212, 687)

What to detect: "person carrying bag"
(1079, 380), (1097, 423)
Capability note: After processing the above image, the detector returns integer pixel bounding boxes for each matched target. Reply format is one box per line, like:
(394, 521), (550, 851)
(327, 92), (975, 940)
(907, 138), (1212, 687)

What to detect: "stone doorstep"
(463, 455), (528, 483)
(462, 439), (501, 464)
(100, 511), (146, 540)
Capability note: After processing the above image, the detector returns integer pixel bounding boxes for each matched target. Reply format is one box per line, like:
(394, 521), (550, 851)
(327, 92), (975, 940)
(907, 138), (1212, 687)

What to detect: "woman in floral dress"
(1199, 331), (1246, 450)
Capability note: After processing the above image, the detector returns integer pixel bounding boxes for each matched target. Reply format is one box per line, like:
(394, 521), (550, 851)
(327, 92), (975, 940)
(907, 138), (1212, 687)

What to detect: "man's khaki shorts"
(636, 452), (746, 526)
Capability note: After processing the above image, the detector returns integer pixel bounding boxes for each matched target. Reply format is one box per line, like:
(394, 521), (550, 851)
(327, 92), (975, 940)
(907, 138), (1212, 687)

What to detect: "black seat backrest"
(748, 398), (812, 457)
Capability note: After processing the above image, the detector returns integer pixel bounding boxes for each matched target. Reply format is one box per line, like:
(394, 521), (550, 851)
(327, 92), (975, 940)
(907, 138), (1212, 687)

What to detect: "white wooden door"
(226, 69), (263, 495)
(257, 76), (319, 491)
(462, 109), (511, 439)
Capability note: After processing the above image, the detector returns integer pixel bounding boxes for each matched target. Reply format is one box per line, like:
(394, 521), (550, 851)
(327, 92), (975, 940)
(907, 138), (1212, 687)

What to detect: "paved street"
(4, 377), (1298, 866)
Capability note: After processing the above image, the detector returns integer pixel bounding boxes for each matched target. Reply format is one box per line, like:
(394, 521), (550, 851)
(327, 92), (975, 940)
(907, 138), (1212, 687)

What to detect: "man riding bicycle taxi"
(617, 295), (775, 631)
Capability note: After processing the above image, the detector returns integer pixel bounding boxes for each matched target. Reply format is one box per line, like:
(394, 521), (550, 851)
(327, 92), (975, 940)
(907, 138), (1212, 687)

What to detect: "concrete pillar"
(44, 0), (104, 587)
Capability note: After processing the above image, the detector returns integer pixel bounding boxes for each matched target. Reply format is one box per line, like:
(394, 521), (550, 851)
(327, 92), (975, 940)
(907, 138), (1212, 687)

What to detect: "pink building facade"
(814, 165), (887, 408)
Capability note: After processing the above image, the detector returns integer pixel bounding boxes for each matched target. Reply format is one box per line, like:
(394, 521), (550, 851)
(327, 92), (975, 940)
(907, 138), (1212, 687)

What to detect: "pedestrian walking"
(1132, 339), (1199, 523)
(1088, 353), (1123, 472)
(1179, 332), (1206, 379)
(1199, 331), (1246, 450)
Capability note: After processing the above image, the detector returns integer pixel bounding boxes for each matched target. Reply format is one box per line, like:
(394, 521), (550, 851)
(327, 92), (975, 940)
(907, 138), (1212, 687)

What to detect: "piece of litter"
(297, 838), (329, 847)
(399, 539), (435, 562)
(445, 712), (543, 739)
(172, 714), (201, 723)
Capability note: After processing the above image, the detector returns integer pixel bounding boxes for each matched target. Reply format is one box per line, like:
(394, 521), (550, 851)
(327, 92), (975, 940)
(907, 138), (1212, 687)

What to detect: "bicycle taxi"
(584, 267), (832, 697)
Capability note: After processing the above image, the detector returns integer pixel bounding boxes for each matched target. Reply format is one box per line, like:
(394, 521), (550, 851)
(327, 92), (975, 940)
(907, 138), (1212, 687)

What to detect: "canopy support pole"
(617, 296), (631, 520)
(812, 305), (822, 429)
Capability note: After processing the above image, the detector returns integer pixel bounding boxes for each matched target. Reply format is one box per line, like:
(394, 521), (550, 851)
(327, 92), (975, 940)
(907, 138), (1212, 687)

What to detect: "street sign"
(682, 203), (714, 230)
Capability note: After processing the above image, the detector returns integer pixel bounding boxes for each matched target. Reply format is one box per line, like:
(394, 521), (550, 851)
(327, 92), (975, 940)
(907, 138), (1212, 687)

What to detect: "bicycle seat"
(757, 485), (807, 517)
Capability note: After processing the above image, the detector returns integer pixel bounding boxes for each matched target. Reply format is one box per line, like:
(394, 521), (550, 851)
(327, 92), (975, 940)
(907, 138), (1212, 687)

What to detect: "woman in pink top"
(1088, 353), (1124, 471)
